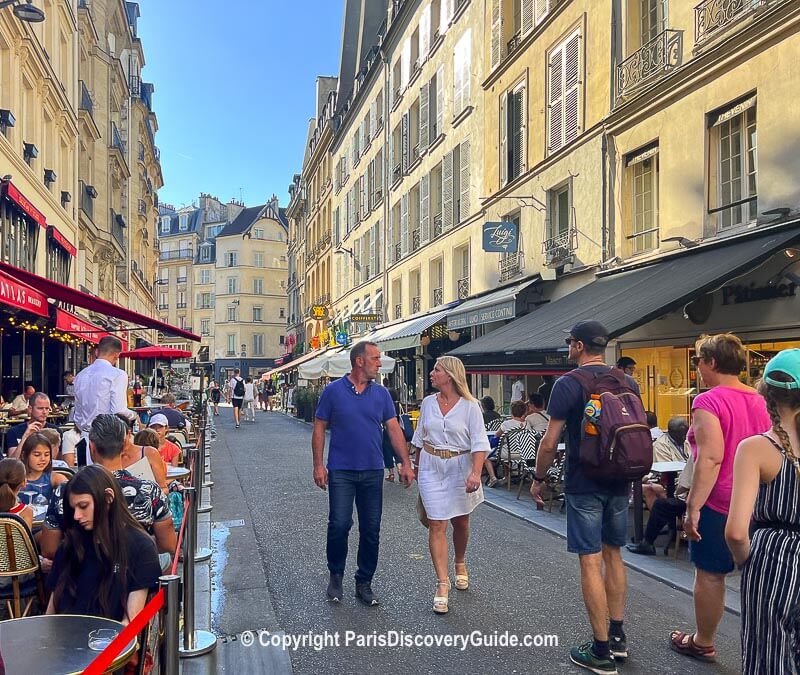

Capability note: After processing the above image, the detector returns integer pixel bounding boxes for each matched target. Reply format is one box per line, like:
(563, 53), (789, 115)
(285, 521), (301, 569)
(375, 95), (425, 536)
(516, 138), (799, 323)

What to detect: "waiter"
(72, 335), (136, 465)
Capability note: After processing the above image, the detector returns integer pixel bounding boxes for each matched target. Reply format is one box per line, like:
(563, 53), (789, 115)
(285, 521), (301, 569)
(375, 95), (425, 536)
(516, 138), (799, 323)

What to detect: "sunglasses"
(564, 337), (577, 346)
(691, 356), (704, 366)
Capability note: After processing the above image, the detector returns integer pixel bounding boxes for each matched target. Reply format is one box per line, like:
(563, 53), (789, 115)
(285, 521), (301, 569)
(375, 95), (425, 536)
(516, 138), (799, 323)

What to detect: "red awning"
(0, 269), (49, 317)
(0, 262), (200, 342)
(3, 181), (46, 228)
(54, 308), (127, 349)
(48, 225), (77, 257)
(120, 345), (191, 359)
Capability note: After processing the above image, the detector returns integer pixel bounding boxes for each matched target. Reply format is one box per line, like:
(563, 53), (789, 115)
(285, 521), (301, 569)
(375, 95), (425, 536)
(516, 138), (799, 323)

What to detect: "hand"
(529, 480), (545, 508)
(465, 471), (481, 493)
(683, 507), (702, 541)
(313, 465), (328, 491)
(398, 464), (415, 487)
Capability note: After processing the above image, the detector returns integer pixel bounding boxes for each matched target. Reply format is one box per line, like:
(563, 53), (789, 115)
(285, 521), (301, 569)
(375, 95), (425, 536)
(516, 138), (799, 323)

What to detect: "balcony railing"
(79, 181), (94, 222)
(176, 303), (187, 309)
(79, 81), (93, 117)
(394, 304), (402, 320)
(159, 249), (194, 261)
(394, 242), (402, 263)
(457, 277), (470, 300)
(433, 213), (443, 238)
(616, 29), (682, 99)
(499, 251), (525, 282)
(433, 288), (443, 306)
(110, 121), (125, 155)
(393, 163), (402, 184)
(695, 0), (765, 43)
(542, 225), (578, 265)
(507, 31), (522, 55)
(412, 229), (420, 252)
(110, 210), (126, 250)
(411, 296), (421, 314)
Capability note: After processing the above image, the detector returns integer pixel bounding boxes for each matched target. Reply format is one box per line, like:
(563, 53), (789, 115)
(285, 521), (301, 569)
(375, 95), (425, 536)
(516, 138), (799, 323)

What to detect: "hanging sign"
(335, 332), (349, 345)
(309, 305), (328, 320)
(482, 221), (519, 252)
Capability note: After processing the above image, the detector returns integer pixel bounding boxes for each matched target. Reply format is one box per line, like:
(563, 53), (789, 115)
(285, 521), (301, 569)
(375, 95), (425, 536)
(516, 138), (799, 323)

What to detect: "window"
(227, 277), (237, 294)
(160, 216), (170, 233)
(545, 181), (575, 264)
(500, 213), (524, 281)
(197, 292), (213, 309)
(626, 145), (659, 254)
(226, 251), (237, 267)
(199, 269), (212, 284)
(253, 334), (264, 356)
(279, 335), (285, 345)
(199, 246), (211, 262)
(453, 30), (472, 116)
(640, 0), (666, 46)
(227, 306), (237, 322)
(159, 268), (169, 284)
(455, 245), (470, 299)
(254, 252), (264, 267)
(709, 98), (757, 231)
(227, 334), (236, 356)
(177, 265), (187, 283)
(159, 292), (168, 309)
(177, 291), (186, 309)
(253, 306), (263, 322)
(253, 278), (264, 294)
(178, 316), (188, 330)
(179, 214), (188, 231)
(200, 319), (210, 335)
(547, 28), (582, 155)
(207, 224), (224, 238)
(280, 308), (285, 318)
(501, 82), (526, 185)
(253, 228), (264, 239)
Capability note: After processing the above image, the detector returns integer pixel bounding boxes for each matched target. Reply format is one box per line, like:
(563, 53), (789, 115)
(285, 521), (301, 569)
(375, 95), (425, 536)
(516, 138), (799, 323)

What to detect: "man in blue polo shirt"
(313, 341), (414, 606)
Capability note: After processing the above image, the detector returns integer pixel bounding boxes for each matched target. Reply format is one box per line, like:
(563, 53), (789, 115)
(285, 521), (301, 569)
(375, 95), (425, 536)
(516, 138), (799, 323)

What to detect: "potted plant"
(294, 387), (308, 420)
(304, 387), (317, 423)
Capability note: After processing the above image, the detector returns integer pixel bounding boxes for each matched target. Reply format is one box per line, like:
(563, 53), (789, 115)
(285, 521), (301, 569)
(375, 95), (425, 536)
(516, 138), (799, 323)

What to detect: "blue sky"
(136, 1), (343, 210)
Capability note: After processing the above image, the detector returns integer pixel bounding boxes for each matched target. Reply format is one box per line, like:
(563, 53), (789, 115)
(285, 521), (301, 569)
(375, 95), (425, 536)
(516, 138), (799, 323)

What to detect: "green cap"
(763, 349), (800, 389)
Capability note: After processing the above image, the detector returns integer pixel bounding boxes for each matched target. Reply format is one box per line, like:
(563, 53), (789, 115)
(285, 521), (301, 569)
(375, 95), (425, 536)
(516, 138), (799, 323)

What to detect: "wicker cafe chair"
(0, 513), (47, 618)
(544, 454), (566, 513)
(515, 431), (544, 499)
(499, 428), (540, 490)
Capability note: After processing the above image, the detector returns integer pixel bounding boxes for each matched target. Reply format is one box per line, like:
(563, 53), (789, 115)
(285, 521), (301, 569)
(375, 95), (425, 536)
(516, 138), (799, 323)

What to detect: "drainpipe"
(380, 45), (391, 324)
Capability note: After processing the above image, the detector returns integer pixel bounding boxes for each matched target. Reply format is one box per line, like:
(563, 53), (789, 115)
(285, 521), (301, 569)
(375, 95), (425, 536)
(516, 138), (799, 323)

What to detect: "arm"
(123, 589), (149, 626)
(20, 505), (33, 530)
(51, 473), (68, 488)
(684, 409), (725, 540)
(385, 418), (414, 486)
(145, 446), (169, 492)
(312, 418), (329, 489)
(724, 438), (761, 565)
(152, 517), (177, 554)
(61, 451), (76, 467)
(530, 419), (567, 507)
(39, 527), (63, 559)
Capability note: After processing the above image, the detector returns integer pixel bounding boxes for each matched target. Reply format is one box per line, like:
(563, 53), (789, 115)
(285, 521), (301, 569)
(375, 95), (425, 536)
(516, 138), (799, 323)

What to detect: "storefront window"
(46, 239), (71, 285)
(0, 199), (38, 271)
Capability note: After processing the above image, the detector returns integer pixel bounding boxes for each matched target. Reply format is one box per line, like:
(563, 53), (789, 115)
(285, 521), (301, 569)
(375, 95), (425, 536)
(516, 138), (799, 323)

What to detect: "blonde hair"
(38, 428), (61, 451)
(694, 333), (747, 375)
(434, 356), (475, 402)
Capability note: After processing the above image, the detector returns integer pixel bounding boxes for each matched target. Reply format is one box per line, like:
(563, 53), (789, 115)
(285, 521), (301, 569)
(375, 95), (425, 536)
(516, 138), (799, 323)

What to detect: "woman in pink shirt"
(671, 333), (770, 663)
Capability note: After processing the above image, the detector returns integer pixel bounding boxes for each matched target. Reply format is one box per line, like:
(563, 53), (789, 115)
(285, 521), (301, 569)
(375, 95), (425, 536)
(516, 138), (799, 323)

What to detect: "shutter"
(400, 193), (409, 257)
(360, 175), (367, 219)
(388, 128), (394, 183)
(367, 160), (374, 210)
(442, 150), (454, 231)
(377, 92), (383, 128)
(512, 88), (525, 178)
(436, 65), (444, 139)
(500, 91), (508, 185)
(420, 172), (431, 243)
(387, 206), (394, 263)
(369, 225), (376, 279)
(195, 293), (201, 308)
(459, 140), (470, 222)
(548, 45), (564, 153)
(374, 221), (382, 273)
(420, 79), (430, 150)
(369, 100), (376, 139)
(563, 30), (581, 144)
(441, 0), (454, 34)
(401, 39), (411, 89)
(401, 112), (410, 173)
(420, 4), (431, 59)
(490, 0), (503, 70)
(462, 31), (471, 110)
(375, 149), (383, 200)
(522, 0), (534, 35)
(333, 207), (340, 245)
(534, 0), (550, 24)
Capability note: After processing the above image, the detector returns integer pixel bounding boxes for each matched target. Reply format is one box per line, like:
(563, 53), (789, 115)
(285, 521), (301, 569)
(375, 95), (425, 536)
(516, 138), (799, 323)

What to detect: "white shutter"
(369, 100), (377, 139)
(401, 39), (411, 89)
(367, 160), (374, 211)
(460, 31), (471, 111)
(563, 30), (581, 144)
(374, 220), (382, 273)
(522, 0), (534, 35)
(500, 91), (508, 185)
(354, 238), (361, 286)
(375, 149), (383, 201)
(401, 112), (410, 173)
(420, 173), (431, 243)
(376, 93), (383, 128)
(420, 80), (430, 150)
(442, 150), (454, 231)
(360, 175), (367, 219)
(420, 4), (431, 59)
(387, 206), (394, 263)
(369, 226), (377, 279)
(459, 140), (470, 222)
(490, 0), (503, 70)
(436, 65), (444, 138)
(453, 38), (463, 114)
(512, 87), (526, 178)
(534, 0), (551, 25)
(440, 0), (454, 34)
(400, 193), (409, 257)
(548, 44), (564, 154)
(334, 206), (340, 245)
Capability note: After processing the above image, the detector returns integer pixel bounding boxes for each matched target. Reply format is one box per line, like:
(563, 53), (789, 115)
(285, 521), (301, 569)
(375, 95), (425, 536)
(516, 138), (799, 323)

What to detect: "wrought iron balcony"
(433, 212), (443, 238)
(411, 296), (421, 314)
(499, 251), (525, 282)
(616, 29), (682, 99)
(79, 81), (93, 117)
(542, 226), (578, 266)
(110, 209), (126, 250)
(412, 229), (420, 251)
(433, 288), (443, 306)
(393, 163), (402, 184)
(507, 31), (522, 55)
(159, 249), (194, 261)
(457, 277), (470, 300)
(394, 242), (402, 263)
(695, 0), (765, 43)
(110, 121), (125, 155)
(394, 304), (402, 320)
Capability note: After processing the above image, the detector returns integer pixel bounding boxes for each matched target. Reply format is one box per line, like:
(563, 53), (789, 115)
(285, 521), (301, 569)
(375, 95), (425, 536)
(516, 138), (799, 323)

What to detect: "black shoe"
(569, 641), (617, 674)
(610, 634), (628, 660)
(626, 541), (656, 555)
(326, 574), (343, 602)
(355, 582), (379, 606)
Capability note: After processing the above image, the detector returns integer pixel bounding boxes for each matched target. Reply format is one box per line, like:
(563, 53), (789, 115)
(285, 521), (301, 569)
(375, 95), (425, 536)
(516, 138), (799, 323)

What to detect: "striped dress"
(740, 437), (800, 675)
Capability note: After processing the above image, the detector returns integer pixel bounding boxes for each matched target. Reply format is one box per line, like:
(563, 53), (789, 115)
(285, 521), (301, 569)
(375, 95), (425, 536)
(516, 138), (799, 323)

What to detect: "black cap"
(565, 320), (609, 347)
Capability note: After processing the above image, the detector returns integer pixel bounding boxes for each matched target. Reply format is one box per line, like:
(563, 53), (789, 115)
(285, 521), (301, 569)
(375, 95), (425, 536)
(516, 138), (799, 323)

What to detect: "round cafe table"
(0, 614), (136, 674)
(166, 466), (190, 479)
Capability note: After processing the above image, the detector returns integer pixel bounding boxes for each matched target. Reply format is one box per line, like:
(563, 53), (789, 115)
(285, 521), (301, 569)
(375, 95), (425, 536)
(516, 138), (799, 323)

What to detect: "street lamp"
(0, 0), (45, 22)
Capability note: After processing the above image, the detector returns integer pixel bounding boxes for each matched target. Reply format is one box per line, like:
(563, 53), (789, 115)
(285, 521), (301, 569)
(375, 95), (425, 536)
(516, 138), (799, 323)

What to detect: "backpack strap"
(565, 368), (600, 400)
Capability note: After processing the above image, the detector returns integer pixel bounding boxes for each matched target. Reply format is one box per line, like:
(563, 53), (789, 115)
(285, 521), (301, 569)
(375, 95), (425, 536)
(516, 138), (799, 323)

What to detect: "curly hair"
(758, 372), (800, 477)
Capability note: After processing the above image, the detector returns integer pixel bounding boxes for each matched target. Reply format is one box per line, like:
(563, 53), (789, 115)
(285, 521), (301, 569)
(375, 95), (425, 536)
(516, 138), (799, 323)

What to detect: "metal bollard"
(179, 486), (216, 657)
(188, 454), (212, 560)
(195, 439), (213, 514)
(158, 575), (181, 675)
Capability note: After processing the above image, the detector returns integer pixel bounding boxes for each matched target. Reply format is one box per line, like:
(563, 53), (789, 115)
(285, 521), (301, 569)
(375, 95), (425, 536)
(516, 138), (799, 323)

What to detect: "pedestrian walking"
(264, 379), (276, 411)
(410, 356), (489, 614)
(671, 333), (769, 663)
(726, 349), (800, 674)
(209, 380), (221, 416)
(228, 369), (245, 428)
(243, 377), (256, 422)
(312, 341), (414, 606)
(530, 321), (646, 674)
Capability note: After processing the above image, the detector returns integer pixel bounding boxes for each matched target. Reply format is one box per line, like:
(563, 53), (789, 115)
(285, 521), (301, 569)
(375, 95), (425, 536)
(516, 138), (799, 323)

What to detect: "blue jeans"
(327, 470), (384, 583)
(566, 493), (629, 555)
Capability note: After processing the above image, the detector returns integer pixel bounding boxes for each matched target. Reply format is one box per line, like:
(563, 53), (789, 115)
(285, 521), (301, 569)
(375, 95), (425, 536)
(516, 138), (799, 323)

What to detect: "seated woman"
(46, 465), (162, 624)
(0, 458), (33, 529)
(117, 416), (167, 493)
(19, 433), (68, 514)
(484, 401), (527, 487)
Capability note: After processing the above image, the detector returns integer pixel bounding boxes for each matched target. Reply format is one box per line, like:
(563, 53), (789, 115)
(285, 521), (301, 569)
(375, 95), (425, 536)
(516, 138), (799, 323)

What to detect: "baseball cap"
(564, 320), (610, 348)
(763, 349), (800, 389)
(149, 413), (169, 427)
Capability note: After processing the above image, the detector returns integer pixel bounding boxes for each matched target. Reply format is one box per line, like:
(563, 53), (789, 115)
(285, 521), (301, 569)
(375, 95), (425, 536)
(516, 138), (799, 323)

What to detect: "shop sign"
(350, 313), (381, 323)
(335, 332), (349, 345)
(48, 226), (77, 257)
(309, 305), (328, 320)
(55, 309), (104, 344)
(482, 221), (519, 253)
(721, 282), (797, 306)
(447, 299), (516, 330)
(310, 335), (320, 349)
(0, 270), (48, 317)
(4, 181), (46, 228)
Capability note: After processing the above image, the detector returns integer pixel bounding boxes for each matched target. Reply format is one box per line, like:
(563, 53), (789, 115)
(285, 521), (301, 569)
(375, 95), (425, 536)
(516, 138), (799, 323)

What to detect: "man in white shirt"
(510, 376), (525, 403)
(228, 368), (245, 429)
(73, 335), (136, 465)
(9, 382), (35, 415)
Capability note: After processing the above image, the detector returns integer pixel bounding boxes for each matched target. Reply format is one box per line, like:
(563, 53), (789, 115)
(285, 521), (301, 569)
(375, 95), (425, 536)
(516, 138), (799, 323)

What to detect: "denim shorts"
(566, 493), (629, 555)
(689, 505), (734, 575)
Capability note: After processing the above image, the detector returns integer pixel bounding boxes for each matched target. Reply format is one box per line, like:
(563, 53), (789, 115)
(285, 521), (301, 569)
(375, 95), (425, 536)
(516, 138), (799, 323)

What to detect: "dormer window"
(179, 214), (189, 231)
(160, 216), (171, 233)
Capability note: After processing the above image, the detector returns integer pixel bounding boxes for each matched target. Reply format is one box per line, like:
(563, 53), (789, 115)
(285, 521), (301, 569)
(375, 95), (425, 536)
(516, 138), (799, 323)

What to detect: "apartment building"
(286, 172), (307, 356)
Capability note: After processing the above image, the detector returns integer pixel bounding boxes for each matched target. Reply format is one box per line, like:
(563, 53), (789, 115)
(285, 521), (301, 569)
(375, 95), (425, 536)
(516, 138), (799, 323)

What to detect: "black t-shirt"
(547, 365), (640, 496)
(47, 525), (161, 621)
(482, 410), (502, 426)
(4, 421), (60, 455)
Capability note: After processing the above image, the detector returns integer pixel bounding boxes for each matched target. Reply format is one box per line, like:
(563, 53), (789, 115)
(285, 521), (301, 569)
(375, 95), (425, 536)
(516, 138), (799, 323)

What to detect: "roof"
(216, 204), (265, 237)
(158, 208), (203, 237)
(450, 224), (800, 362)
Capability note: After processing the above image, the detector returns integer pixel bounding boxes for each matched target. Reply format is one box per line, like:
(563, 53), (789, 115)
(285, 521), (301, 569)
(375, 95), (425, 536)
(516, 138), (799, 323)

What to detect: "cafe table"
(0, 614), (136, 674)
(166, 465), (190, 479)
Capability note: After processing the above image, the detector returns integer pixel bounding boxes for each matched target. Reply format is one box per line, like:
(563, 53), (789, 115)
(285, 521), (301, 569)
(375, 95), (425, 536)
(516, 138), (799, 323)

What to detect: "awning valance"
(0, 269), (48, 317)
(55, 308), (120, 346)
(367, 302), (459, 352)
(263, 347), (332, 379)
(447, 278), (537, 330)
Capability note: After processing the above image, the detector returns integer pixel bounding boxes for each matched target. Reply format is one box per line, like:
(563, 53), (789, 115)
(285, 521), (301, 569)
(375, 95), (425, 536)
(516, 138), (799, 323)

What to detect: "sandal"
(385, 471), (395, 482)
(433, 579), (450, 614)
(669, 631), (716, 662)
(487, 477), (499, 488)
(454, 562), (469, 590)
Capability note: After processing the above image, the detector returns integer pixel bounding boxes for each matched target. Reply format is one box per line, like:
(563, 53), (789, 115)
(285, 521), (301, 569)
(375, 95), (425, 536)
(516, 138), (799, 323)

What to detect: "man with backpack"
(530, 321), (650, 675)
(228, 369), (246, 429)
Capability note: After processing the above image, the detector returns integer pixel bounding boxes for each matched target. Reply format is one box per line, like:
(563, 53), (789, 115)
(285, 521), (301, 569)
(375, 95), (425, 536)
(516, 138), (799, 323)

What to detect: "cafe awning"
(447, 278), (538, 330)
(368, 302), (459, 352)
(0, 268), (49, 318)
(263, 347), (332, 379)
(450, 224), (800, 369)
(54, 308), (126, 348)
(0, 261), (200, 342)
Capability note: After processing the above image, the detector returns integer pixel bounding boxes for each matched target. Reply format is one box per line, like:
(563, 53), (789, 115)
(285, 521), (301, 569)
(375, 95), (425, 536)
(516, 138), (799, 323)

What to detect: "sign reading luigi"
(309, 305), (328, 320)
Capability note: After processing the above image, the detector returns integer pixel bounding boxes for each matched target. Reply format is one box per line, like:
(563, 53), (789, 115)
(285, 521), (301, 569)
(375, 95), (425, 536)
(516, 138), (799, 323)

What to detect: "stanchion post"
(196, 437), (212, 515)
(188, 450), (212, 559)
(159, 574), (181, 675)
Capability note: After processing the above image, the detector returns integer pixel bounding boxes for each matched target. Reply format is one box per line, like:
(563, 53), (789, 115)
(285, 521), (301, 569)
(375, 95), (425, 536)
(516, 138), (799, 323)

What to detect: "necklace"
(438, 394), (458, 409)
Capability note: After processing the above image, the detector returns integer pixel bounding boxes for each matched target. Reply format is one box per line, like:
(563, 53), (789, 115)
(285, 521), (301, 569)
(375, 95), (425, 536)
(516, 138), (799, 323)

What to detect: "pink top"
(688, 386), (770, 515)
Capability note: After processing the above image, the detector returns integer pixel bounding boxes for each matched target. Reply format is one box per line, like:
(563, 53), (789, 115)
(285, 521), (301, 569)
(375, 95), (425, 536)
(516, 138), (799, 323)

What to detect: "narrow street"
(209, 408), (742, 674)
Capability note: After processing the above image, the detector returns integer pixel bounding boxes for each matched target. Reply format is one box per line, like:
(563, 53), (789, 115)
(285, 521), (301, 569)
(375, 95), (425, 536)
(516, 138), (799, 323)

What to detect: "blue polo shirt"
(315, 377), (396, 471)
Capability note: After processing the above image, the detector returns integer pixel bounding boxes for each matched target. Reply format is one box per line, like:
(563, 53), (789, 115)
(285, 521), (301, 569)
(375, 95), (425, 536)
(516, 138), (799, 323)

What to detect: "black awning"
(450, 224), (800, 365)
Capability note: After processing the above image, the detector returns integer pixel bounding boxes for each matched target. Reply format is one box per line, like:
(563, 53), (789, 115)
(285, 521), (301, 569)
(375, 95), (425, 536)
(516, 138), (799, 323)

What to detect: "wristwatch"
(532, 474), (547, 484)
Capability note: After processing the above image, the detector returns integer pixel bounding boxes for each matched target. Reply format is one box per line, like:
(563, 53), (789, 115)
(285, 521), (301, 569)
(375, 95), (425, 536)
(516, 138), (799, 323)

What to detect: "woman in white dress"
(411, 356), (489, 614)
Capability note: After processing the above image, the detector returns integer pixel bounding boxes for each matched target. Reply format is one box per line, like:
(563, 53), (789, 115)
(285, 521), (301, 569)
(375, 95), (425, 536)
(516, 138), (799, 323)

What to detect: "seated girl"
(0, 458), (34, 529)
(19, 433), (68, 515)
(117, 416), (167, 493)
(46, 465), (162, 624)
